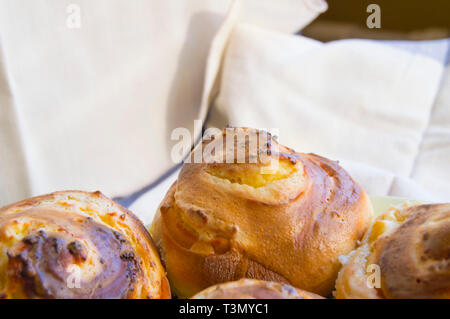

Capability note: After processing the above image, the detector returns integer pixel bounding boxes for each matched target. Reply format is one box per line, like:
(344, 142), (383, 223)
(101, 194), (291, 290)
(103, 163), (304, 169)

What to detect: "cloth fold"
(0, 0), (324, 206)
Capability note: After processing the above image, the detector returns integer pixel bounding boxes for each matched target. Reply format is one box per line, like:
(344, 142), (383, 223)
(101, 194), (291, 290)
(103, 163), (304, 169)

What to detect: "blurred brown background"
(303, 0), (450, 41)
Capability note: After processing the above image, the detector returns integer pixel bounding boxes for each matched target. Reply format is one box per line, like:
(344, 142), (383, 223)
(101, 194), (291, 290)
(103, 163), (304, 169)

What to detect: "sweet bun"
(0, 190), (170, 299)
(151, 127), (373, 297)
(335, 203), (450, 299)
(192, 279), (323, 299)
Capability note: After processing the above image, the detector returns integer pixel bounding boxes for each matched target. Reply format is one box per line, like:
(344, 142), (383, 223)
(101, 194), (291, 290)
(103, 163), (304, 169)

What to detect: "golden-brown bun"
(151, 127), (373, 297)
(0, 190), (170, 299)
(335, 203), (450, 299)
(192, 279), (323, 299)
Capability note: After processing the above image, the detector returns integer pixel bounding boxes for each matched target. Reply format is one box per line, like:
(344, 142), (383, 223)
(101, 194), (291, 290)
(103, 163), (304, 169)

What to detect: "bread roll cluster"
(0, 127), (447, 299)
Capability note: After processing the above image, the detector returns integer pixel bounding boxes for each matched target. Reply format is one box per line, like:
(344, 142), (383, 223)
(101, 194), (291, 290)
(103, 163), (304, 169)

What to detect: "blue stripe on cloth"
(113, 163), (182, 208)
(381, 39), (450, 65)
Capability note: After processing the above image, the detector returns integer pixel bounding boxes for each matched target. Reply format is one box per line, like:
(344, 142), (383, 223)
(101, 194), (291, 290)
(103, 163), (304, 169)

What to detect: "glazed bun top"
(192, 279), (323, 299)
(336, 203), (450, 299)
(0, 191), (170, 299)
(155, 127), (372, 296)
(197, 127), (309, 205)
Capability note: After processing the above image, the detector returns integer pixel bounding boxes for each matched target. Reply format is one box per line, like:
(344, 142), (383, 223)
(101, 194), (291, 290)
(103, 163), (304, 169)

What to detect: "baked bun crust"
(192, 279), (323, 299)
(151, 127), (373, 297)
(0, 191), (170, 299)
(335, 203), (450, 299)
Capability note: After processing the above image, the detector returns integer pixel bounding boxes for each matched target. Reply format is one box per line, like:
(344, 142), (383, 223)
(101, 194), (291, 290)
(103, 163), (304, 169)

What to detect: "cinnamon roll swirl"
(150, 127), (372, 297)
(192, 279), (323, 299)
(0, 191), (170, 299)
(335, 203), (450, 299)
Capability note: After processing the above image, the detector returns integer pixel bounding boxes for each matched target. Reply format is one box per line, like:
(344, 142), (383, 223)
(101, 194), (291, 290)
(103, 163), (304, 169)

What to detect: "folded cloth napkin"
(0, 0), (325, 206)
(129, 4), (450, 223)
(206, 22), (449, 200)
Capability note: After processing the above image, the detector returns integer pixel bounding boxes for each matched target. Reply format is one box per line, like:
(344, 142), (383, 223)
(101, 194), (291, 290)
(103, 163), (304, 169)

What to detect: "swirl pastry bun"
(192, 279), (323, 299)
(151, 127), (373, 297)
(0, 190), (170, 299)
(335, 203), (450, 299)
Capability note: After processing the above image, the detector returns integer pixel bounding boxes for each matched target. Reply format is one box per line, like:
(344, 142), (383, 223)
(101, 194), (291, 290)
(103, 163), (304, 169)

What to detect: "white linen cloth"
(130, 5), (450, 223)
(0, 1), (448, 225)
(0, 0), (325, 206)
